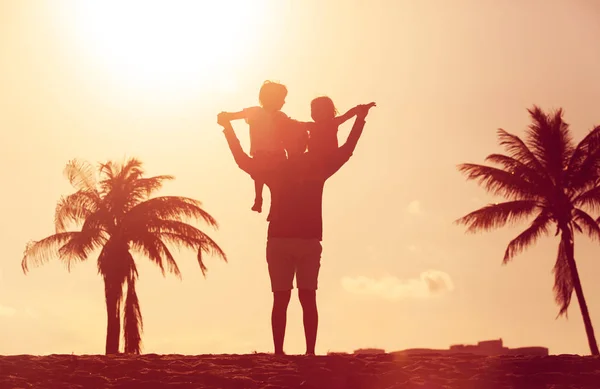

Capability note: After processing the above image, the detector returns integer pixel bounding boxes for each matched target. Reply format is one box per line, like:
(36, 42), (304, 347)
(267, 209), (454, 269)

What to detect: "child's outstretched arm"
(220, 111), (247, 121)
(334, 106), (359, 126)
(334, 102), (376, 126)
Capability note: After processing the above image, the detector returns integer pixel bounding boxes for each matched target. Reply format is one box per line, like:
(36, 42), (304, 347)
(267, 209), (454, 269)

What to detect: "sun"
(67, 0), (269, 93)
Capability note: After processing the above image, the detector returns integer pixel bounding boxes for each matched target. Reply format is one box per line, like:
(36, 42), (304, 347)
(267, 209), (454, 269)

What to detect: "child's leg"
(252, 179), (264, 213)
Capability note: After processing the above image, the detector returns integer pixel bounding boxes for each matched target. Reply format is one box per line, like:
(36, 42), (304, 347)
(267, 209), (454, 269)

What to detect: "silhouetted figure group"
(218, 81), (375, 355)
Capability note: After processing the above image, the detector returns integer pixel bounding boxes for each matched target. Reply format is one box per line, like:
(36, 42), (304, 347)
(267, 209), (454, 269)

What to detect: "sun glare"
(68, 1), (269, 93)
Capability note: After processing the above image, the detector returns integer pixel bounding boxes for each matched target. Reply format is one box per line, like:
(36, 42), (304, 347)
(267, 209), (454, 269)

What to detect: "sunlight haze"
(1, 0), (600, 356)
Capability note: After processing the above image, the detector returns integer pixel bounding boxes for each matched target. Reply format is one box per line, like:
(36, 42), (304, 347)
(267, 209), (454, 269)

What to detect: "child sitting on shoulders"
(219, 80), (300, 214)
(307, 97), (376, 155)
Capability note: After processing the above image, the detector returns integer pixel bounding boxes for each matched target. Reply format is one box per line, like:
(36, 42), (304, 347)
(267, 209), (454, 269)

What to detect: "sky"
(1, 0), (600, 356)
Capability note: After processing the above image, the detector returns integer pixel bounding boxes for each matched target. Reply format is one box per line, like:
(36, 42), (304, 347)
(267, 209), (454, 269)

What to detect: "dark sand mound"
(1, 353), (599, 388)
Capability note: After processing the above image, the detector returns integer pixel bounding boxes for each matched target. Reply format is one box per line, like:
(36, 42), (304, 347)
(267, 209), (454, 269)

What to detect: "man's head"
(310, 96), (338, 123)
(259, 80), (288, 111)
(284, 126), (309, 157)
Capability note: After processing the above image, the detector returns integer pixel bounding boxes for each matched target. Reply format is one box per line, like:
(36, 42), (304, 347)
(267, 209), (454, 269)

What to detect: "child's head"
(259, 80), (288, 111)
(311, 96), (338, 122)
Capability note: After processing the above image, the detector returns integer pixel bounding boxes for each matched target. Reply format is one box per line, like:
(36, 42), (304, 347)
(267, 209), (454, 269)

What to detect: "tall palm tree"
(456, 105), (600, 355)
(22, 158), (226, 354)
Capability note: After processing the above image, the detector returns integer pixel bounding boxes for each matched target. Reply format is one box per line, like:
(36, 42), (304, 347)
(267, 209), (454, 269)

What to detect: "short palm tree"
(22, 158), (226, 354)
(456, 106), (600, 355)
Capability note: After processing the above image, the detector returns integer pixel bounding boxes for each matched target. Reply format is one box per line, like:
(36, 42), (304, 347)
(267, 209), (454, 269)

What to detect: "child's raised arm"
(334, 106), (359, 126)
(334, 102), (376, 126)
(220, 111), (247, 121)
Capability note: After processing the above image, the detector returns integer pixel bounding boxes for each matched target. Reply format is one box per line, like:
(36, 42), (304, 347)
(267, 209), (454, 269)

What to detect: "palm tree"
(456, 105), (600, 355)
(22, 158), (226, 354)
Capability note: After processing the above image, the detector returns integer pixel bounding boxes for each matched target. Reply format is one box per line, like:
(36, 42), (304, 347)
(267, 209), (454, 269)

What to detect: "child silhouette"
(219, 80), (301, 213)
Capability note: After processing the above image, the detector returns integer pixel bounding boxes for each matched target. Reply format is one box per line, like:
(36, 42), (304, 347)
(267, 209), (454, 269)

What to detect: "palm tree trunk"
(563, 229), (600, 355)
(123, 276), (143, 354)
(104, 277), (123, 354)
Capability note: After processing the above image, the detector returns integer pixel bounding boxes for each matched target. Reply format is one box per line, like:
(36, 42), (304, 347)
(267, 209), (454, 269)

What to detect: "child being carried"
(307, 97), (376, 155)
(219, 80), (301, 214)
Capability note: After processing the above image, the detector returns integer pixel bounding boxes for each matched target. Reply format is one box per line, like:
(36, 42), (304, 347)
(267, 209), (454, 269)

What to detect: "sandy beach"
(1, 353), (599, 389)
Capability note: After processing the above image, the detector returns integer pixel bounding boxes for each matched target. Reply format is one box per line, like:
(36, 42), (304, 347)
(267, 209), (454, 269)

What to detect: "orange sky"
(1, 0), (600, 355)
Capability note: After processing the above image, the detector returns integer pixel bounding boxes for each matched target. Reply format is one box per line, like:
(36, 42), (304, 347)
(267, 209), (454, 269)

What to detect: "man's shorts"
(266, 238), (322, 292)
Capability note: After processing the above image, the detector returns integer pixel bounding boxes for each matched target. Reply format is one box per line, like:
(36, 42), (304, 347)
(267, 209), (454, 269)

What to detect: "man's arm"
(220, 120), (257, 177)
(320, 116), (367, 179)
(321, 103), (375, 179)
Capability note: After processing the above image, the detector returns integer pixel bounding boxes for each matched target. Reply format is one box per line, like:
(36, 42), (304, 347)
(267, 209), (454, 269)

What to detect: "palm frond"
(158, 230), (227, 276)
(55, 190), (102, 232)
(572, 209), (600, 241)
(98, 160), (140, 198)
(57, 228), (107, 270)
(99, 158), (143, 186)
(457, 163), (541, 200)
(484, 153), (548, 188)
(496, 129), (546, 173)
(22, 232), (79, 273)
(125, 175), (174, 210)
(553, 235), (573, 318)
(119, 158), (144, 180)
(100, 159), (148, 209)
(98, 160), (118, 184)
(456, 200), (541, 233)
(573, 185), (600, 214)
(125, 196), (219, 227)
(146, 220), (226, 258)
(503, 212), (552, 263)
(123, 275), (143, 354)
(64, 159), (97, 192)
(567, 126), (600, 194)
(129, 233), (181, 278)
(525, 106), (574, 182)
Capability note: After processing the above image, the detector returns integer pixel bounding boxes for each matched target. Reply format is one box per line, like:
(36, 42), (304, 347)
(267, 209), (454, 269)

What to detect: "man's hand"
(356, 102), (376, 119)
(217, 112), (231, 127)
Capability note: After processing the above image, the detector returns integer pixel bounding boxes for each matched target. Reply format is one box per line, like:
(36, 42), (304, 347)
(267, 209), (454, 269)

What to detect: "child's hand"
(361, 102), (376, 110)
(217, 112), (231, 127)
(356, 102), (376, 117)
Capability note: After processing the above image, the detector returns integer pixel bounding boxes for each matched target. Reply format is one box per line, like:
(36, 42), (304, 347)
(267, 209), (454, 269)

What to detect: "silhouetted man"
(218, 103), (373, 355)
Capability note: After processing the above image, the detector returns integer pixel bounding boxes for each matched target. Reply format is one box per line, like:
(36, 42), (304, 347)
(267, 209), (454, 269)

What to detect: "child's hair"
(311, 96), (338, 122)
(259, 80), (288, 110)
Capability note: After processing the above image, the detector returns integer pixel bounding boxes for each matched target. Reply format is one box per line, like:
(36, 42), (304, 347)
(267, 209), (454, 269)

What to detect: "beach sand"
(1, 353), (599, 388)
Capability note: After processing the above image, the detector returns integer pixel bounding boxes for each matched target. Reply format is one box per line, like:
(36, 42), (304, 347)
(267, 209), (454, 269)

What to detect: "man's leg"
(295, 239), (322, 355)
(266, 238), (295, 355)
(299, 289), (318, 355)
(272, 290), (291, 355)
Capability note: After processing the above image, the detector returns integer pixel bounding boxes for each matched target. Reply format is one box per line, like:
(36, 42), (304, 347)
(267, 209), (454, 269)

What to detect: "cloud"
(407, 200), (421, 214)
(0, 305), (17, 317)
(341, 270), (454, 301)
(24, 308), (39, 319)
(407, 245), (420, 253)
